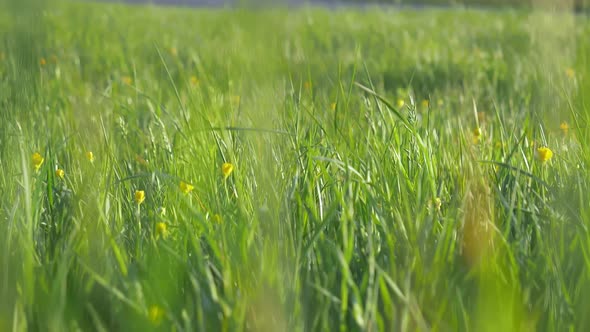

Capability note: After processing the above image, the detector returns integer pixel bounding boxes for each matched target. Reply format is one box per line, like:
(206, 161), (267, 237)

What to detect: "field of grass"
(1, 0), (590, 330)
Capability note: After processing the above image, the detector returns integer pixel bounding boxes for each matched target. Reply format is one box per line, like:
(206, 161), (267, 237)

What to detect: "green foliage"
(1, 1), (589, 331)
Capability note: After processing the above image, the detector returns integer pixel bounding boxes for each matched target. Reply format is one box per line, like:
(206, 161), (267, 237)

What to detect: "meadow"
(1, 0), (590, 330)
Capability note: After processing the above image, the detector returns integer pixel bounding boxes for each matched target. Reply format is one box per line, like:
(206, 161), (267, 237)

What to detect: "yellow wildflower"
(221, 162), (234, 180)
(32, 152), (44, 171)
(536, 147), (553, 163)
(40, 58), (46, 66)
(86, 151), (95, 163)
(472, 127), (482, 144)
(213, 214), (222, 224)
(560, 122), (569, 135)
(55, 168), (65, 179)
(421, 100), (429, 109)
(135, 190), (145, 205)
(303, 81), (312, 90)
(155, 222), (168, 239)
(122, 76), (132, 85)
(170, 47), (177, 56)
(433, 197), (442, 211)
(396, 99), (405, 108)
(190, 76), (199, 86)
(566, 67), (575, 79)
(148, 305), (165, 326)
(330, 102), (337, 111)
(179, 181), (194, 194)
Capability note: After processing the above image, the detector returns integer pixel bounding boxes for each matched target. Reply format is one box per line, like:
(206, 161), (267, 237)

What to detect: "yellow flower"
(213, 214), (222, 224)
(55, 168), (65, 179)
(170, 47), (177, 56)
(190, 76), (199, 86)
(40, 58), (46, 66)
(433, 197), (442, 211)
(330, 102), (337, 111)
(566, 67), (575, 79)
(179, 181), (194, 194)
(472, 127), (482, 144)
(32, 152), (44, 171)
(86, 151), (95, 163)
(396, 99), (405, 108)
(421, 100), (429, 109)
(303, 81), (312, 90)
(155, 222), (168, 239)
(122, 76), (132, 85)
(536, 147), (553, 163)
(221, 162), (234, 180)
(135, 190), (146, 205)
(148, 305), (165, 326)
(560, 121), (569, 135)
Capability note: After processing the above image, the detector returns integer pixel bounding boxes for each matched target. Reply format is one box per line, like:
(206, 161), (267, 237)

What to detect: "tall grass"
(1, 1), (589, 330)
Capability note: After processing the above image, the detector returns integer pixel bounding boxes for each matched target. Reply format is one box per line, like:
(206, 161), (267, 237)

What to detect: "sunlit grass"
(1, 1), (590, 331)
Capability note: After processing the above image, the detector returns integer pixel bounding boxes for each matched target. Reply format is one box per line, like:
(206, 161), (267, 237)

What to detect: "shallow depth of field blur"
(1, 0), (590, 330)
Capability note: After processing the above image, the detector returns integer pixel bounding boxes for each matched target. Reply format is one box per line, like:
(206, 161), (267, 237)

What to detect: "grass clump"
(1, 1), (590, 330)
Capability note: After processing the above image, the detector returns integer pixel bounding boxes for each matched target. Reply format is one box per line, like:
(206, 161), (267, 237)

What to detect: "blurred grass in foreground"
(1, 0), (590, 330)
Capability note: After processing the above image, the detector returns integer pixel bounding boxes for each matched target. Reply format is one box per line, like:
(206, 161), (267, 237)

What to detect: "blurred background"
(111, 0), (590, 11)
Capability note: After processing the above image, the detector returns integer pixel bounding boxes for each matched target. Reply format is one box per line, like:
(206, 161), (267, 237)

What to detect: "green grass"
(1, 0), (590, 330)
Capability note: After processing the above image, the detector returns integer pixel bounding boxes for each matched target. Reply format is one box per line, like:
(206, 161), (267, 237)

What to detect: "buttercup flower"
(536, 147), (553, 163)
(32, 152), (44, 171)
(86, 151), (95, 163)
(560, 122), (569, 135)
(55, 168), (65, 179)
(155, 222), (168, 239)
(433, 197), (442, 211)
(135, 190), (145, 205)
(472, 127), (482, 144)
(396, 99), (405, 108)
(148, 305), (165, 325)
(221, 162), (234, 180)
(179, 181), (194, 194)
